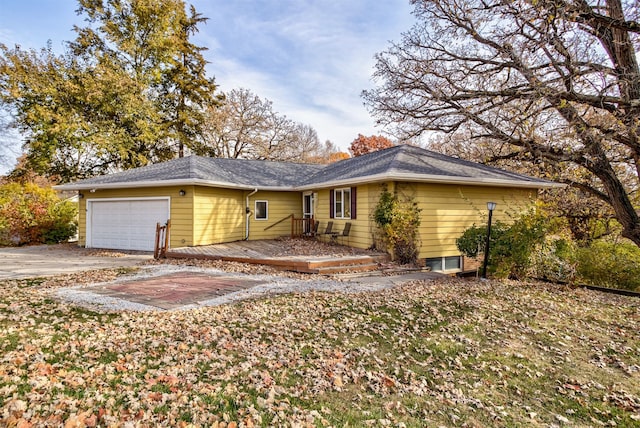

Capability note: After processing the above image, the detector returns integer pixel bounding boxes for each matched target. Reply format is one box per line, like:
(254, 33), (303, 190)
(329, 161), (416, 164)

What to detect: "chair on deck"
(319, 221), (334, 242)
(335, 222), (352, 245)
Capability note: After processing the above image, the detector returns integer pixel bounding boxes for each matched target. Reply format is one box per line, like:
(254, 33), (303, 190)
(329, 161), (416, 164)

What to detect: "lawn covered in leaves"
(1, 271), (639, 427)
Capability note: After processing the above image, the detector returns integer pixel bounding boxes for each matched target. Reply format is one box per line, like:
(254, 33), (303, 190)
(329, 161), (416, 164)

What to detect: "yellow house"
(56, 145), (560, 272)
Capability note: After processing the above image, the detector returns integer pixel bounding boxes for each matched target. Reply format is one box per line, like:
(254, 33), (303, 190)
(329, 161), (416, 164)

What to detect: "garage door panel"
(89, 199), (169, 251)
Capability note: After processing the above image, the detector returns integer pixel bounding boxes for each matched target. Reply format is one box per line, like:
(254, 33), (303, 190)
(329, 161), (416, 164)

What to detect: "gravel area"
(53, 264), (404, 312)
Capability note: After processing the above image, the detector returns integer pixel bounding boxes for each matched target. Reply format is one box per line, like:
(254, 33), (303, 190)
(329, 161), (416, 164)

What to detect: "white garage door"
(88, 199), (170, 251)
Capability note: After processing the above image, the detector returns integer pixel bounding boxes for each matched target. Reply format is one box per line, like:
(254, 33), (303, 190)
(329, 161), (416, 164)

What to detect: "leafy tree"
(349, 134), (394, 157)
(0, 0), (219, 182)
(1, 44), (163, 181)
(326, 151), (350, 163)
(72, 0), (220, 158)
(364, 0), (640, 248)
(199, 88), (326, 162)
(5, 154), (56, 187)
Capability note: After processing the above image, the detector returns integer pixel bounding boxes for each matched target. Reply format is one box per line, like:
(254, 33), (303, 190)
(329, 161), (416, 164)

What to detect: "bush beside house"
(459, 209), (640, 292)
(0, 183), (77, 246)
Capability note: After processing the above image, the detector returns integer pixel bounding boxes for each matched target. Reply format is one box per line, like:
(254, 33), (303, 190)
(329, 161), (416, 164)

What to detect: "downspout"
(245, 188), (258, 240)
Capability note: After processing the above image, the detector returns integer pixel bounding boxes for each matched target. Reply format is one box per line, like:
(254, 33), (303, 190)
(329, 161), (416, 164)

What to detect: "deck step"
(313, 263), (381, 275)
(306, 255), (389, 269)
(167, 248), (390, 275)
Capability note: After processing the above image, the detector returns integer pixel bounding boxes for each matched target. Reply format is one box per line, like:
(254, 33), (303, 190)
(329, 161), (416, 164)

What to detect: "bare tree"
(199, 88), (326, 162)
(363, 0), (640, 247)
(429, 132), (616, 243)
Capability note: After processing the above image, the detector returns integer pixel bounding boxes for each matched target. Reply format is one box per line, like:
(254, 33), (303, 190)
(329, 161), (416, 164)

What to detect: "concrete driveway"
(0, 244), (152, 280)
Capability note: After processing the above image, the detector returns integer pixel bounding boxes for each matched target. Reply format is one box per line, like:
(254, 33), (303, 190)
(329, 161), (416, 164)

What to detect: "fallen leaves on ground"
(1, 274), (639, 427)
(269, 237), (381, 257)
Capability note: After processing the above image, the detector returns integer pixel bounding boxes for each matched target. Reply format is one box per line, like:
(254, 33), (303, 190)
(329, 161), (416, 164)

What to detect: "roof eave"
(295, 173), (564, 190)
(54, 179), (295, 192)
(54, 173), (564, 192)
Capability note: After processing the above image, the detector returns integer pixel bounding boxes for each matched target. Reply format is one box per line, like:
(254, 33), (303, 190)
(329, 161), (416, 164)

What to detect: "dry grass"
(1, 271), (639, 427)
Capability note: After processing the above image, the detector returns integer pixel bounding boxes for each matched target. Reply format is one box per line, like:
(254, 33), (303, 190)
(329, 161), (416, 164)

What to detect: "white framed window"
(425, 256), (462, 272)
(255, 200), (268, 220)
(334, 188), (351, 219)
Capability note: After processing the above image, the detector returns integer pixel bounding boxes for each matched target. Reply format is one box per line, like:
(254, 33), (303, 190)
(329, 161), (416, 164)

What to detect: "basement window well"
(425, 256), (462, 272)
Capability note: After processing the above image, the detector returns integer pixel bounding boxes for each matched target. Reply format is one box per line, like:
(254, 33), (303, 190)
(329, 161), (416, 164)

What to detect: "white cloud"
(193, 0), (414, 149)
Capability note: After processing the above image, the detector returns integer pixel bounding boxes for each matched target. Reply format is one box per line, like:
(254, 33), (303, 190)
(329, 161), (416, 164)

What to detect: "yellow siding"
(78, 196), (86, 246)
(313, 181), (536, 261)
(248, 191), (302, 239)
(412, 183), (537, 259)
(193, 187), (244, 245)
(76, 181), (536, 259)
(76, 186), (193, 249)
(314, 185), (377, 250)
(77, 186), (306, 248)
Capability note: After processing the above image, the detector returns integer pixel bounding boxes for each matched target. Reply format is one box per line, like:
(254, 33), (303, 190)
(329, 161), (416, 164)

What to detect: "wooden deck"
(166, 240), (390, 274)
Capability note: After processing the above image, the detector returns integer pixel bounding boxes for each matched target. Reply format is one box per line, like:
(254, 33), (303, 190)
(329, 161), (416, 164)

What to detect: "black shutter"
(350, 187), (357, 219)
(329, 189), (335, 219)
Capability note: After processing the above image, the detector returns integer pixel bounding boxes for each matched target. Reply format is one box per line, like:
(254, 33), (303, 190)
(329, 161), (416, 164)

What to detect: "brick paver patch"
(88, 271), (265, 310)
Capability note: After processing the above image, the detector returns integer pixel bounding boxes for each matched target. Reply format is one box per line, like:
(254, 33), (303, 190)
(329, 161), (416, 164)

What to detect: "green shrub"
(575, 241), (640, 291)
(373, 187), (421, 265)
(456, 210), (547, 279)
(0, 183), (77, 246)
(529, 237), (577, 283)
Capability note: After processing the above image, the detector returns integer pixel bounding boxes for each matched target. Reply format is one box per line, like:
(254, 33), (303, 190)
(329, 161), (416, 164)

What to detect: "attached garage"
(86, 198), (170, 251)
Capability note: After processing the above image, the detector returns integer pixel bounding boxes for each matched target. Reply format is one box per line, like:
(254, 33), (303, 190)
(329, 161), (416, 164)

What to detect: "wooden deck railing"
(264, 214), (294, 231)
(291, 217), (315, 238)
(154, 219), (170, 259)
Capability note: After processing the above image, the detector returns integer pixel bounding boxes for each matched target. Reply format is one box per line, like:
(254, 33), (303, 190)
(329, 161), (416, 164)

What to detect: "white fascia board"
(54, 173), (564, 192)
(294, 173), (564, 191)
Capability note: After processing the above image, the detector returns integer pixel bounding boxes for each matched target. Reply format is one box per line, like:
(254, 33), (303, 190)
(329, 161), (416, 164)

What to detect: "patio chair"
(319, 221), (334, 242)
(336, 222), (352, 245)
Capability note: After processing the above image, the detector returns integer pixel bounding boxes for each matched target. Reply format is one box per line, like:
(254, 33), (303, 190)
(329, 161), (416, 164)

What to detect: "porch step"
(270, 255), (388, 274)
(167, 250), (390, 275)
(311, 263), (381, 275)
(305, 254), (389, 269)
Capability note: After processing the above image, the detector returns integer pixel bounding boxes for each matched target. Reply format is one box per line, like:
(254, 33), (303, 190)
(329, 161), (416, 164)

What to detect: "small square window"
(255, 201), (268, 220)
(426, 256), (462, 272)
(425, 257), (443, 271)
(444, 256), (461, 270)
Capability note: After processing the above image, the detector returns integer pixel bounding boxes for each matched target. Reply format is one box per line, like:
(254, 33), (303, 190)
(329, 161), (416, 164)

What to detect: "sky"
(0, 0), (416, 173)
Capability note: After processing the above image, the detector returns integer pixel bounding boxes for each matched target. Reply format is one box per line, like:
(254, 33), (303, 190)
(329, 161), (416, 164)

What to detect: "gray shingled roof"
(300, 144), (553, 188)
(56, 145), (559, 190)
(60, 156), (324, 189)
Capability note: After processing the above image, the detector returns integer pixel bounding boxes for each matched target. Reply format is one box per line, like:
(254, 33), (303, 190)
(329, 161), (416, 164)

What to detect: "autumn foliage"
(349, 134), (394, 157)
(327, 152), (350, 163)
(0, 183), (77, 246)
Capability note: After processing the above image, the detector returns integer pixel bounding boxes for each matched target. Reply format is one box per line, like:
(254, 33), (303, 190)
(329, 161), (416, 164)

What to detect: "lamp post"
(482, 202), (497, 279)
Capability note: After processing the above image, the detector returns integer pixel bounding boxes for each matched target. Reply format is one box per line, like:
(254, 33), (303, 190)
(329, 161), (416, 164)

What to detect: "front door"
(303, 193), (314, 233)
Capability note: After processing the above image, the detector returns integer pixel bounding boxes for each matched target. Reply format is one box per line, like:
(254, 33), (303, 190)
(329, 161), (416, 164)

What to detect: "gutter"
(295, 173), (565, 191)
(53, 173), (564, 193)
(245, 188), (258, 240)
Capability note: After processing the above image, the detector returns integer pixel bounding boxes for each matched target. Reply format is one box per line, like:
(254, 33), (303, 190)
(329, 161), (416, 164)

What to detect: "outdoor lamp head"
(487, 202), (497, 211)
